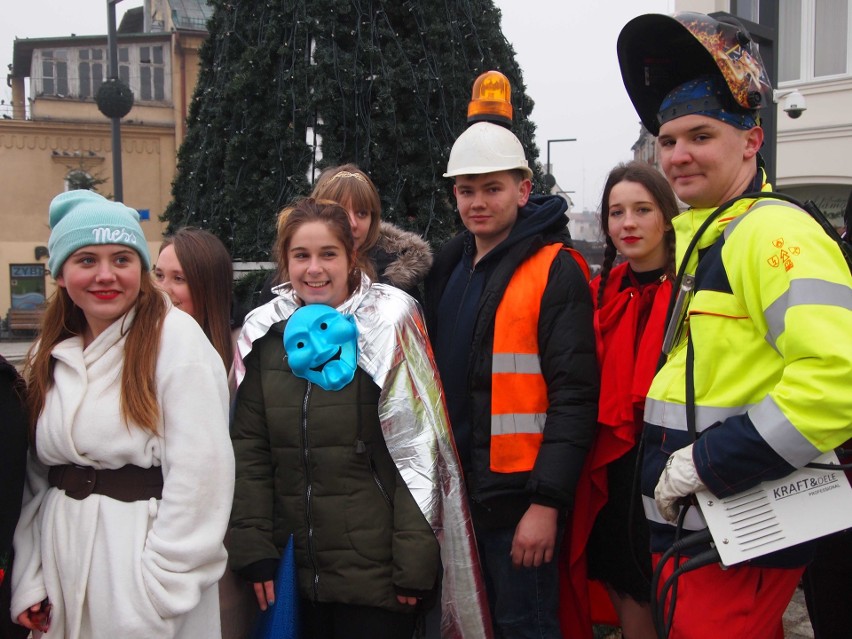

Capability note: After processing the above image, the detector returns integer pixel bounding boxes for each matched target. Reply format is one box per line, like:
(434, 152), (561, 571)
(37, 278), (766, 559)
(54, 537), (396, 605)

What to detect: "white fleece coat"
(11, 307), (235, 639)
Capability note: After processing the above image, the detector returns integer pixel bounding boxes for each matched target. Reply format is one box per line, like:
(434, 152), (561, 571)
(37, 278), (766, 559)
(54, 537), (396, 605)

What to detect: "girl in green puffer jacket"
(229, 198), (490, 639)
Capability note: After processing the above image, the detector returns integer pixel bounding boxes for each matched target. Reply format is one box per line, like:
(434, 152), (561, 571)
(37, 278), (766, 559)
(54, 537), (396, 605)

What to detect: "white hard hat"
(444, 122), (533, 179)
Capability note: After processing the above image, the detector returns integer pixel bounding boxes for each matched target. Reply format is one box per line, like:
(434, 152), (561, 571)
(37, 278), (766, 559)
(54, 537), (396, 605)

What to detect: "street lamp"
(544, 138), (576, 191)
(97, 0), (133, 202)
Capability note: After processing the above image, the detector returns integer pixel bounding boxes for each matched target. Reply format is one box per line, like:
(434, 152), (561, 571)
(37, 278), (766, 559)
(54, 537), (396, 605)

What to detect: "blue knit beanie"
(47, 190), (151, 276)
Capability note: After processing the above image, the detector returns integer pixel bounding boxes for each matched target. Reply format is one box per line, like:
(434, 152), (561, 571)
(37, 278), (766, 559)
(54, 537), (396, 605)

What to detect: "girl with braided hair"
(561, 161), (678, 639)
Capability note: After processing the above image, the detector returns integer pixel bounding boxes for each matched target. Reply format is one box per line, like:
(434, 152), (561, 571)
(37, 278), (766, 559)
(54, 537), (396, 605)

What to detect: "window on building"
(78, 48), (105, 99)
(139, 45), (166, 101)
(118, 46), (131, 87)
(731, 0), (760, 23)
(41, 50), (69, 96)
(780, 0), (851, 82)
(9, 264), (46, 310)
(34, 43), (170, 104)
(65, 170), (96, 192)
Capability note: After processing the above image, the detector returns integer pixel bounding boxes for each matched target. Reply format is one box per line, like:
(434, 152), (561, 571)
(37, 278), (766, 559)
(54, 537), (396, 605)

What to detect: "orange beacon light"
(467, 70), (513, 126)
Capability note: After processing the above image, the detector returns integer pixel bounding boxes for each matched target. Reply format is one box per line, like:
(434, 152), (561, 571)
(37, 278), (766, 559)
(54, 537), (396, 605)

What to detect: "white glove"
(654, 443), (707, 522)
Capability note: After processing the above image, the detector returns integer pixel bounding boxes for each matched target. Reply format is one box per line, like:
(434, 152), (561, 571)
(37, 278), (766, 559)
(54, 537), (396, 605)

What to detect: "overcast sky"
(2, 0), (674, 211)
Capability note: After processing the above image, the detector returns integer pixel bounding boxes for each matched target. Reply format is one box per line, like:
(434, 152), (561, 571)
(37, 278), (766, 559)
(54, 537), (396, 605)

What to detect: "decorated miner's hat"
(617, 11), (772, 135)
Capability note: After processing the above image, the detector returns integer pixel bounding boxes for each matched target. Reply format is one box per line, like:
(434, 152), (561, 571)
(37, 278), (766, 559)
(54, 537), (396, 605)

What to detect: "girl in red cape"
(560, 162), (678, 639)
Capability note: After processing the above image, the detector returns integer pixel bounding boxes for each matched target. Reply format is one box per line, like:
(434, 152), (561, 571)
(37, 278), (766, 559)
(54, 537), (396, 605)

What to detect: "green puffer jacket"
(229, 321), (440, 613)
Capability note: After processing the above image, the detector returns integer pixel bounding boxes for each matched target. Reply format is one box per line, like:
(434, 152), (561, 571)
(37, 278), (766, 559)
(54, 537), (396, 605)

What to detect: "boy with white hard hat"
(425, 115), (599, 637)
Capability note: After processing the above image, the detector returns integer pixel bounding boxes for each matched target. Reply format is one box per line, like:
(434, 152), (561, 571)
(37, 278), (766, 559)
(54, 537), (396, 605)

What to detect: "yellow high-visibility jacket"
(642, 179), (852, 561)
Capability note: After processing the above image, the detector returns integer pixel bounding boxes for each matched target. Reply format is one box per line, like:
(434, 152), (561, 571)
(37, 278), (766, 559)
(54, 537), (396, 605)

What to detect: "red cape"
(559, 262), (671, 636)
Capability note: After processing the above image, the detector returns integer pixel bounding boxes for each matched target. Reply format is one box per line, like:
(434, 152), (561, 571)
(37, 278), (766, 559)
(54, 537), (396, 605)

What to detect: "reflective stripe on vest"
(490, 243), (588, 473)
(644, 397), (753, 433)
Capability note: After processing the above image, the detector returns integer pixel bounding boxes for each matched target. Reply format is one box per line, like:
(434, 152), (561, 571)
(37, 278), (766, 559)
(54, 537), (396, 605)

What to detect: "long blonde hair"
(26, 275), (167, 439)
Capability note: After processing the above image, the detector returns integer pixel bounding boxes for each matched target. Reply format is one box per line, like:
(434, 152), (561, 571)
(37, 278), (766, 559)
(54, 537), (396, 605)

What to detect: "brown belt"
(48, 464), (163, 502)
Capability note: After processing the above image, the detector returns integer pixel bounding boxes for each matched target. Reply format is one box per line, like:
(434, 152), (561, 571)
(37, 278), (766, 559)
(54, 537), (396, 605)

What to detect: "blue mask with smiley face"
(283, 304), (359, 391)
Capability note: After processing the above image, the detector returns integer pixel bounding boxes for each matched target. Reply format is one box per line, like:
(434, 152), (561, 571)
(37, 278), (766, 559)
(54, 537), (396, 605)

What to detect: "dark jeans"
(301, 600), (417, 639)
(802, 528), (852, 639)
(476, 524), (564, 639)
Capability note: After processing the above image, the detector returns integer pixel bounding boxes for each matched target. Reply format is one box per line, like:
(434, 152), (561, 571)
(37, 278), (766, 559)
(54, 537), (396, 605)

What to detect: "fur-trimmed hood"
(369, 221), (433, 294)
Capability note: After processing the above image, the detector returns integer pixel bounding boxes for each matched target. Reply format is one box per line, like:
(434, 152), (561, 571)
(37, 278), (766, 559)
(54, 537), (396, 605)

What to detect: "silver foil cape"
(235, 274), (492, 638)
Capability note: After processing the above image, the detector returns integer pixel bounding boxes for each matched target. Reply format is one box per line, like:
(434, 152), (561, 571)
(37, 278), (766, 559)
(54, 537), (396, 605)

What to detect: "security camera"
(782, 90), (807, 119)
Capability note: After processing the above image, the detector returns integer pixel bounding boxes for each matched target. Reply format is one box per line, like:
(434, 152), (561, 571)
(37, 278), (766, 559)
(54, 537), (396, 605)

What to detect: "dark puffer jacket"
(229, 321), (440, 612)
(1, 355), (27, 569)
(1, 355), (29, 639)
(425, 195), (599, 528)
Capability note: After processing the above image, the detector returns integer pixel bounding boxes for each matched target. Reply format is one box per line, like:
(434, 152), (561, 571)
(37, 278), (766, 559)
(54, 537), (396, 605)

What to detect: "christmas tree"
(165, 0), (542, 260)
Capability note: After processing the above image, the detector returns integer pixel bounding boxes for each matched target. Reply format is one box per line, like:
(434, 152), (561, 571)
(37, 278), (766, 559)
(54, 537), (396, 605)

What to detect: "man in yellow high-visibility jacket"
(618, 12), (852, 638)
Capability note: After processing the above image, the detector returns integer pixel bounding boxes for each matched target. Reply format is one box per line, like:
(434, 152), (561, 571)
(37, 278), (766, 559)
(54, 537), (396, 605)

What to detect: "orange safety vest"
(490, 243), (589, 473)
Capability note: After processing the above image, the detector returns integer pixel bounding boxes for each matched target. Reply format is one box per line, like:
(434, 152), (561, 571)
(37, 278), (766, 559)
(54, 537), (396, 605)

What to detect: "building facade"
(0, 0), (210, 314)
(773, 0), (852, 222)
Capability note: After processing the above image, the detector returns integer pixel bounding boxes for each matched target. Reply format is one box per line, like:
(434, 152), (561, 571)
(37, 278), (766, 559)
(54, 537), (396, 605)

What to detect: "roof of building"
(11, 32), (171, 80)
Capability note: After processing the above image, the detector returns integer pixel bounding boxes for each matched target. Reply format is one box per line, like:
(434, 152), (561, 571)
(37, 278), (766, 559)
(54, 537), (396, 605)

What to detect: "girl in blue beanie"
(12, 190), (235, 638)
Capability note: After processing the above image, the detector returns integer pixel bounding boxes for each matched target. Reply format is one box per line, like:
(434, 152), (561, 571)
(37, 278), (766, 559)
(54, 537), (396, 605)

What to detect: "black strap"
(685, 332), (697, 442)
(663, 194), (748, 440)
(664, 197), (738, 330)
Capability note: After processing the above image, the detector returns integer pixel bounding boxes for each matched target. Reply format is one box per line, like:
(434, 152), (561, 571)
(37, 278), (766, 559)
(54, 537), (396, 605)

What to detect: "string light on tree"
(165, 0), (543, 261)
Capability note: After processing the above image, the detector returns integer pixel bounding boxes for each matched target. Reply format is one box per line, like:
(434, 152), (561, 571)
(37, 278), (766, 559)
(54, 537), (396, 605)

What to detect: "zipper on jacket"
(300, 382), (321, 600)
(367, 454), (393, 508)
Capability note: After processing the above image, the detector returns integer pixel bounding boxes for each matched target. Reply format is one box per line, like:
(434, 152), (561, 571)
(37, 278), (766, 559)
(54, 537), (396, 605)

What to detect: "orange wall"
(0, 29), (197, 311)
